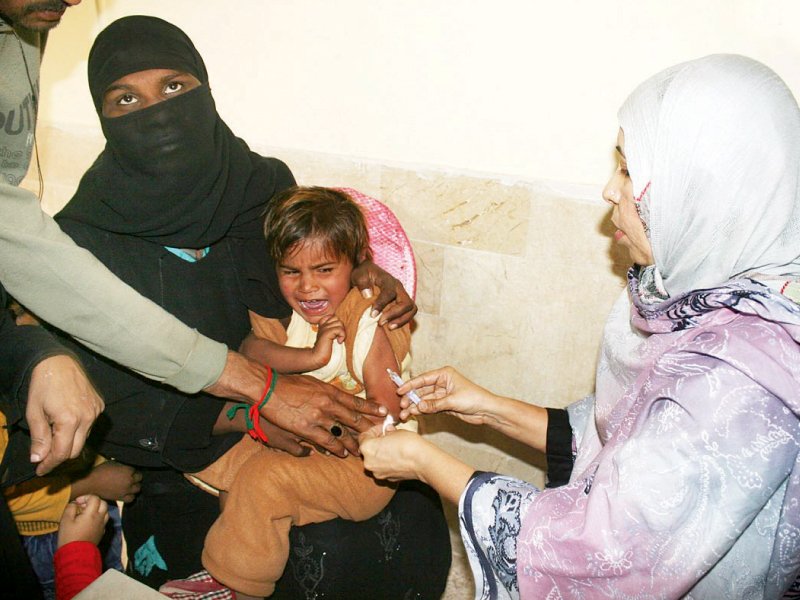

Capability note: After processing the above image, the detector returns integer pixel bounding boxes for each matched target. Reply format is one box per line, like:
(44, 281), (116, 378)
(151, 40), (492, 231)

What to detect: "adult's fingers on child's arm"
(377, 293), (417, 329)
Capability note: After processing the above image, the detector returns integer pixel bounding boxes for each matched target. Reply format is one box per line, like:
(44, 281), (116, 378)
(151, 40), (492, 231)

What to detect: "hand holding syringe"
(382, 369), (423, 434)
(386, 369), (422, 405)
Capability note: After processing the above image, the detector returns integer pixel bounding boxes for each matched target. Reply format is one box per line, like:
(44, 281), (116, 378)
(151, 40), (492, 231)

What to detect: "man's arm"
(0, 186), (388, 454)
(0, 181), (227, 393)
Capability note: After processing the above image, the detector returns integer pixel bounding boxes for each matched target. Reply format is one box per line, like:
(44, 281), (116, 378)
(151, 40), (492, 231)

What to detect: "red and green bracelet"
(226, 366), (278, 443)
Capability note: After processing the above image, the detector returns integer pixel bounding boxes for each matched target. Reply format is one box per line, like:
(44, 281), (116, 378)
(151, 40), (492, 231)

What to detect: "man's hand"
(260, 374), (387, 457)
(27, 355), (104, 476)
(204, 350), (269, 404)
(206, 352), (387, 456)
(351, 260), (416, 329)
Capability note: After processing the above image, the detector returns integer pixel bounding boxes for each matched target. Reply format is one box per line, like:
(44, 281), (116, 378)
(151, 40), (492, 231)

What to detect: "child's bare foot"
(71, 461), (142, 503)
(58, 494), (109, 548)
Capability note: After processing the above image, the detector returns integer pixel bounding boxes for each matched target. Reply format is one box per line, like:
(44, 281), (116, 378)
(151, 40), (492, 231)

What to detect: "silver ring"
(329, 422), (344, 437)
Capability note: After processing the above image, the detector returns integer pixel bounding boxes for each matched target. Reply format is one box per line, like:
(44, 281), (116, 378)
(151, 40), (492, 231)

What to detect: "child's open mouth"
(299, 299), (329, 313)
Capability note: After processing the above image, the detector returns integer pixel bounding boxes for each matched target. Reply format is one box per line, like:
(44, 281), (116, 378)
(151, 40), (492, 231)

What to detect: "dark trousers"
(0, 496), (44, 600)
(123, 467), (451, 599)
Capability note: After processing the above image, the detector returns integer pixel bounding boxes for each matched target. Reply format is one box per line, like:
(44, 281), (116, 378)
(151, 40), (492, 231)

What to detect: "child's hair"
(264, 186), (371, 265)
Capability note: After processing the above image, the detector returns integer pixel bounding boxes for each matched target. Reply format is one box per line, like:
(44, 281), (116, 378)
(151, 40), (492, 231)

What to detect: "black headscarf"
(58, 16), (293, 316)
(59, 15), (293, 250)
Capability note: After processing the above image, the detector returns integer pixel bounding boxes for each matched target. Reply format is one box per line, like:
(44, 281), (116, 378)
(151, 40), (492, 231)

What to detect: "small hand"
(70, 461), (142, 503)
(214, 402), (310, 457)
(27, 355), (104, 476)
(58, 494), (109, 548)
(351, 260), (416, 329)
(311, 315), (345, 368)
(259, 374), (387, 457)
(359, 423), (428, 481)
(259, 418), (310, 457)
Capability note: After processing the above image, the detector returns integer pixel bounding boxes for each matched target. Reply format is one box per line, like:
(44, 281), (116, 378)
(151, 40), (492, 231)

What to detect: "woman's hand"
(360, 423), (475, 505)
(258, 418), (310, 457)
(215, 401), (311, 457)
(351, 260), (417, 329)
(396, 366), (497, 425)
(398, 366), (550, 453)
(359, 424), (429, 481)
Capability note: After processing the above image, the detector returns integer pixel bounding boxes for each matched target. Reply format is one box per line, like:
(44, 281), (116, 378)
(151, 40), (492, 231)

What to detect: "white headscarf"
(618, 54), (800, 296)
(588, 55), (800, 448)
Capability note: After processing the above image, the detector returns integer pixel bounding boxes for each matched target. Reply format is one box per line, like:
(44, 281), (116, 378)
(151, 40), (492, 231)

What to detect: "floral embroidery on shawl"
(460, 473), (537, 600)
(628, 267), (789, 334)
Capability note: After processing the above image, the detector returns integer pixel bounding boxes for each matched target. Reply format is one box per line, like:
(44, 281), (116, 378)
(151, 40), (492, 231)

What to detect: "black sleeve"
(0, 283), (75, 487)
(0, 286), (72, 406)
(544, 407), (575, 488)
(0, 323), (71, 410)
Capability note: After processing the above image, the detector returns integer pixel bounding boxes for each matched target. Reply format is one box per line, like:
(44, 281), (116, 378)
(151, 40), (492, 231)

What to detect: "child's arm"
(241, 315), (345, 373)
(5, 457), (140, 534)
(361, 324), (405, 420)
(69, 461), (142, 504)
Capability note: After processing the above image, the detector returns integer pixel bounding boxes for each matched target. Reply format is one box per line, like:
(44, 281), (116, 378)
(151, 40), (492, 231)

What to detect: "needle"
(386, 369), (422, 405)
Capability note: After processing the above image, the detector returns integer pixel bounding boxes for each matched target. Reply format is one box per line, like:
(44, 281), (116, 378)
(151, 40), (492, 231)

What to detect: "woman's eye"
(117, 94), (137, 106)
(164, 81), (184, 94)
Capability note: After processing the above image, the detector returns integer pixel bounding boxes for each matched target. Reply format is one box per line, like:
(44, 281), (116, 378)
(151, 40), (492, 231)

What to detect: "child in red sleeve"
(54, 495), (108, 600)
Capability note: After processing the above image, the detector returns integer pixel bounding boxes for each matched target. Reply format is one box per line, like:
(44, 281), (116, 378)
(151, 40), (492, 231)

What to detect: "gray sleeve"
(0, 181), (228, 393)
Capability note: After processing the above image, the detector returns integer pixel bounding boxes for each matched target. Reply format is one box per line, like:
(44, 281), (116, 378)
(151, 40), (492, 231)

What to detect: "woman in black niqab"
(58, 14), (291, 473)
(53, 15), (450, 598)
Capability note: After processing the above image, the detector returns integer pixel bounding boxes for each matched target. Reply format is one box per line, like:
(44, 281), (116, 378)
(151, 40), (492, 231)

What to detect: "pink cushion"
(337, 188), (416, 300)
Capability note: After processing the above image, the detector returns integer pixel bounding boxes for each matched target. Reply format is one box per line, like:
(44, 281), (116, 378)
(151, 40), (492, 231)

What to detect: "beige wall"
(29, 1), (800, 597)
(39, 0), (800, 184)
